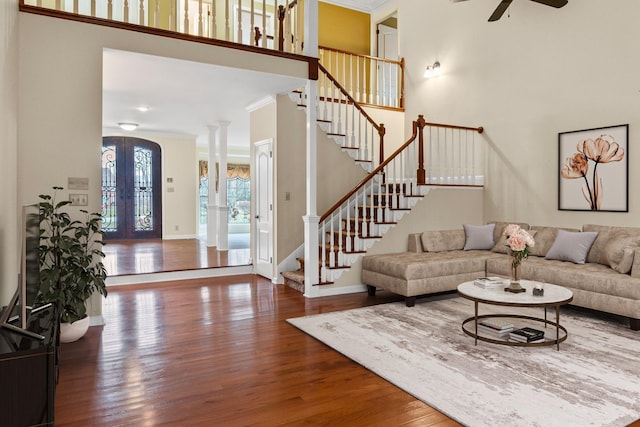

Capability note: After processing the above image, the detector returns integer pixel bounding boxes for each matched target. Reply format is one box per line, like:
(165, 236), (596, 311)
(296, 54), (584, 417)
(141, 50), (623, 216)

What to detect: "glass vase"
(505, 260), (525, 293)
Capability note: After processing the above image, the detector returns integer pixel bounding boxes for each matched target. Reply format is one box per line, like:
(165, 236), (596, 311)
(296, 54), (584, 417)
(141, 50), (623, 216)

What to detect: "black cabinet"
(0, 305), (59, 427)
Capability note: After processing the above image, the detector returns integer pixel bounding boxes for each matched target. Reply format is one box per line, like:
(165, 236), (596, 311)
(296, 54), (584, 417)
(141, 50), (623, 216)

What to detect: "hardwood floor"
(64, 241), (640, 426)
(55, 275), (461, 426)
(103, 238), (251, 276)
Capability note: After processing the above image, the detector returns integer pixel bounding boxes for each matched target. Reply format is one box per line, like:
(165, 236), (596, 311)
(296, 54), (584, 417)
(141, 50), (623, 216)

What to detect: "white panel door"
(254, 140), (273, 279)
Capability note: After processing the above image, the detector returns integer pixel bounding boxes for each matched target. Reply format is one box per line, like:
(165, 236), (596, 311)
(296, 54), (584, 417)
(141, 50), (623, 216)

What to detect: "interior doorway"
(254, 139), (273, 279)
(101, 136), (162, 239)
(377, 15), (399, 107)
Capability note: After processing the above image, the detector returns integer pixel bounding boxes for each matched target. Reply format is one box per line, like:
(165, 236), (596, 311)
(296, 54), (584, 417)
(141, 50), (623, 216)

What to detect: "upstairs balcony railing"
(319, 46), (404, 110)
(21, 0), (304, 55)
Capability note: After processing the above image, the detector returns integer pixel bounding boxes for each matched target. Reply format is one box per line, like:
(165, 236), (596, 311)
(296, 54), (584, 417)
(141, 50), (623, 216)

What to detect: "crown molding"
(321, 0), (390, 13)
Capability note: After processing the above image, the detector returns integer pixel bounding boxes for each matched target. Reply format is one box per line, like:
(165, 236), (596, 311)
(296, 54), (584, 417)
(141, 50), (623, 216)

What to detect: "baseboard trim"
(106, 265), (254, 286)
(89, 315), (105, 326)
(306, 283), (368, 298)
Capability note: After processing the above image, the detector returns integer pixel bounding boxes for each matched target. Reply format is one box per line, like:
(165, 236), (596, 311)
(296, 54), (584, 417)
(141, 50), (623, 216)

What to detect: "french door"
(101, 137), (162, 239)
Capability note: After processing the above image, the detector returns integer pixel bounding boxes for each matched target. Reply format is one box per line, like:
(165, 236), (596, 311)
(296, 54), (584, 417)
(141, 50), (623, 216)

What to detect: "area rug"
(287, 297), (640, 427)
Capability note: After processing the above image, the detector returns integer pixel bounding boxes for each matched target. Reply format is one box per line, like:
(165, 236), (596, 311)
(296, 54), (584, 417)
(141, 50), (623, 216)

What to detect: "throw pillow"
(528, 226), (580, 257)
(604, 231), (640, 274)
(545, 230), (598, 264)
(463, 223), (495, 251)
(421, 230), (466, 252)
(582, 224), (613, 265)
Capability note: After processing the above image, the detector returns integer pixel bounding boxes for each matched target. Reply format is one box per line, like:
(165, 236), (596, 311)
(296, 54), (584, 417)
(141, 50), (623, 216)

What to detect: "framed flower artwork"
(558, 124), (628, 212)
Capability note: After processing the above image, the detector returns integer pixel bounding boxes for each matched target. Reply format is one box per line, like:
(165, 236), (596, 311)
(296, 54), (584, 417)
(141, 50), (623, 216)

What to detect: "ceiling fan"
(487, 0), (568, 22)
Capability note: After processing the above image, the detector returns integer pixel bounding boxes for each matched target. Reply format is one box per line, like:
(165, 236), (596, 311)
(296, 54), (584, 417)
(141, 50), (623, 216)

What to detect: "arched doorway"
(101, 137), (162, 239)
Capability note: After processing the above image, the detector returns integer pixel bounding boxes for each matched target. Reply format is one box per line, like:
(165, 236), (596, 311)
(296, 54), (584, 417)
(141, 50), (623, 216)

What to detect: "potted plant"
(38, 186), (108, 343)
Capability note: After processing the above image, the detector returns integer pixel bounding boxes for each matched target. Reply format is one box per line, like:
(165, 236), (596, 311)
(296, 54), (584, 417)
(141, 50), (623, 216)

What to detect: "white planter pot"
(60, 316), (90, 343)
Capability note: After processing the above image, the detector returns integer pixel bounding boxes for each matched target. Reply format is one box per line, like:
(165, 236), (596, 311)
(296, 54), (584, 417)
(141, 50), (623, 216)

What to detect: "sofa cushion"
(545, 230), (598, 264)
(490, 222), (530, 254)
(463, 223), (495, 250)
(421, 230), (465, 252)
(582, 224), (613, 265)
(362, 251), (496, 280)
(486, 255), (640, 301)
(528, 226), (580, 257)
(604, 230), (640, 274)
(583, 224), (640, 265)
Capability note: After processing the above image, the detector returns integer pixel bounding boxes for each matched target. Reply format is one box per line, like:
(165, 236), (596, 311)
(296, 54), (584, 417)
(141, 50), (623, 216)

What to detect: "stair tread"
(281, 270), (304, 280)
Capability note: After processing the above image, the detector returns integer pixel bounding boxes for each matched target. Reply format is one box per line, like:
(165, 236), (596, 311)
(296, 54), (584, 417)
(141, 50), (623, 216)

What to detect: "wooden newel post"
(378, 124), (386, 165)
(416, 115), (426, 185)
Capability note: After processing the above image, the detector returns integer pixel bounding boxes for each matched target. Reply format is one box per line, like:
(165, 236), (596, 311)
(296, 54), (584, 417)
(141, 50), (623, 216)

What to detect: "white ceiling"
(102, 49), (306, 149)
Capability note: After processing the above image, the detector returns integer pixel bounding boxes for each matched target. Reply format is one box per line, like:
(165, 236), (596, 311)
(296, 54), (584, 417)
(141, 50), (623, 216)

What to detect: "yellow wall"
(319, 2), (370, 55)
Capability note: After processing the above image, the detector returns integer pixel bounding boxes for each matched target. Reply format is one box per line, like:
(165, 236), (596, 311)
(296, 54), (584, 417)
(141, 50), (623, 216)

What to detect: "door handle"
(255, 215), (260, 219)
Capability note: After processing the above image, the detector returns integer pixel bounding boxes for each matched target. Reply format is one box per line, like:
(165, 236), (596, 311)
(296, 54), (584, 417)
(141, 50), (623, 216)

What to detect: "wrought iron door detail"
(102, 137), (162, 240)
(133, 146), (153, 231)
(101, 144), (118, 233)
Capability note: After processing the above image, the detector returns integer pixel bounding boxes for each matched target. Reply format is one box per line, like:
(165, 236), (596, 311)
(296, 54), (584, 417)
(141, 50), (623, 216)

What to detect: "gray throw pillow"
(545, 230), (598, 264)
(463, 223), (495, 250)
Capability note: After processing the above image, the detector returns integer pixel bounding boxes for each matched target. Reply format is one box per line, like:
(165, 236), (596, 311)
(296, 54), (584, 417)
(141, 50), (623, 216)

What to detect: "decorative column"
(216, 121), (230, 251)
(303, 80), (320, 296)
(303, 0), (318, 58)
(206, 125), (219, 247)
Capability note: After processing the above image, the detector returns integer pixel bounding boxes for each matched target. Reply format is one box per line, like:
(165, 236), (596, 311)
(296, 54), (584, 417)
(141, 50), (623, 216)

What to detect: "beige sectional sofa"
(362, 222), (640, 330)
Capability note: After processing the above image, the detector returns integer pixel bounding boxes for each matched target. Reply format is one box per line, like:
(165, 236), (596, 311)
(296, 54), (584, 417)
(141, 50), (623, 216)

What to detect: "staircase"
(282, 65), (484, 293)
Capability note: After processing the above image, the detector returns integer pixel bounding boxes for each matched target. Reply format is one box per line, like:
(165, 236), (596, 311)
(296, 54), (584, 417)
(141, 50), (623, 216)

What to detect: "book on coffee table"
(474, 277), (508, 288)
(478, 324), (513, 337)
(479, 318), (514, 331)
(509, 327), (544, 342)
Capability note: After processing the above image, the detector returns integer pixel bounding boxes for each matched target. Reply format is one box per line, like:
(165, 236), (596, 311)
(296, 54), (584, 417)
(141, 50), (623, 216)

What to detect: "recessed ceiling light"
(136, 106), (150, 112)
(118, 122), (138, 131)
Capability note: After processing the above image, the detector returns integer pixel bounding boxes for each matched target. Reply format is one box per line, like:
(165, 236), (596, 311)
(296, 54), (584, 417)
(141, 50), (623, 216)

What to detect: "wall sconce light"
(118, 122), (138, 131)
(424, 61), (442, 78)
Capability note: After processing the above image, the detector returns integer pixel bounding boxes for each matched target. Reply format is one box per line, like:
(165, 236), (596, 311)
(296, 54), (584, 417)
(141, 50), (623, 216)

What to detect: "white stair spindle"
(261, 0), (267, 47)
(139, 0), (144, 26)
(237, 0), (243, 43)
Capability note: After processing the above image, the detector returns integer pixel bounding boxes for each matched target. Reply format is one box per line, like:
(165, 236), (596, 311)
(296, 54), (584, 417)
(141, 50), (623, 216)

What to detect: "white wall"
(0, 0), (19, 305)
(362, 106), (405, 156)
(334, 187), (484, 287)
(18, 12), (309, 314)
(396, 0), (640, 227)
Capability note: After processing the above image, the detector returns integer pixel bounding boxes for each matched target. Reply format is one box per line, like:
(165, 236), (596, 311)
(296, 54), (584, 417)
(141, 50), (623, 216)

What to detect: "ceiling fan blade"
(529, 0), (568, 8)
(488, 0), (513, 21)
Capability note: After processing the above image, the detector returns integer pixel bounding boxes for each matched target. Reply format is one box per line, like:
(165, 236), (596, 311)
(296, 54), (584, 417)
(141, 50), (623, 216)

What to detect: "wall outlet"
(285, 191), (290, 201)
(175, 225), (179, 231)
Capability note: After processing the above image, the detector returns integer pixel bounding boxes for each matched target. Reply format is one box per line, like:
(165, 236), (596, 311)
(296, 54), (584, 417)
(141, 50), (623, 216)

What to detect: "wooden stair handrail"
(320, 116), (422, 223)
(318, 64), (384, 134)
(318, 63), (386, 162)
(320, 116), (485, 222)
(319, 45), (404, 67)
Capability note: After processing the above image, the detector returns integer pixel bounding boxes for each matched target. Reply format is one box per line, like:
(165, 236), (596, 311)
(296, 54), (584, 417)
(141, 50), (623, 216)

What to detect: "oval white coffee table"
(457, 280), (573, 351)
